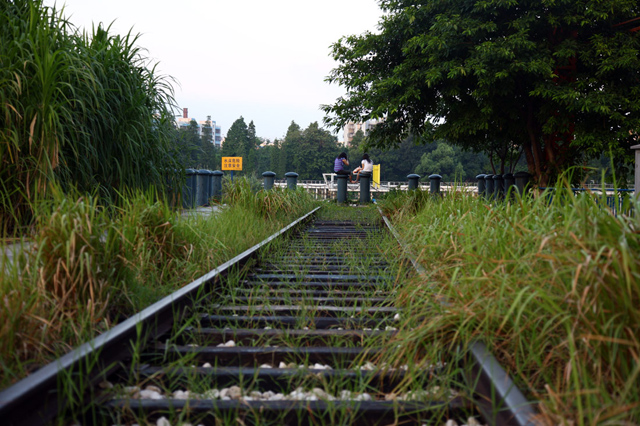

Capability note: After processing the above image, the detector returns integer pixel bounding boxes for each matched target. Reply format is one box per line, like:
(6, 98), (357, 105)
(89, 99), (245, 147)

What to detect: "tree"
(221, 117), (249, 166)
(323, 0), (640, 185)
(415, 142), (465, 182)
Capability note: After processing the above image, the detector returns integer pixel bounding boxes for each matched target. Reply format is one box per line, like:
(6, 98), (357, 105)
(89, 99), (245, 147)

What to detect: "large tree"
(323, 0), (640, 184)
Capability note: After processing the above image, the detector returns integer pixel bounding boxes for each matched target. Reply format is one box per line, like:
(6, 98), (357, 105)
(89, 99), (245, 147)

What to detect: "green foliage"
(383, 181), (640, 423)
(415, 142), (465, 182)
(323, 0), (640, 185)
(175, 120), (218, 170)
(0, 183), (317, 387)
(0, 0), (181, 233)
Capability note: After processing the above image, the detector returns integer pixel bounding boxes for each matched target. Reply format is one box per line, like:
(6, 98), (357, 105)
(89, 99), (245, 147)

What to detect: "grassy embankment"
(0, 179), (318, 389)
(378, 184), (640, 424)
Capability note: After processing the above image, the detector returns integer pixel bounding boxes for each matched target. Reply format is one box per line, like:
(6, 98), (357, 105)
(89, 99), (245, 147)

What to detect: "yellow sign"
(373, 164), (381, 189)
(222, 157), (243, 171)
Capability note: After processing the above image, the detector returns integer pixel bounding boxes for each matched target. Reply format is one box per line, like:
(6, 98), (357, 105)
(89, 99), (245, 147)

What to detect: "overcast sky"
(43, 0), (382, 140)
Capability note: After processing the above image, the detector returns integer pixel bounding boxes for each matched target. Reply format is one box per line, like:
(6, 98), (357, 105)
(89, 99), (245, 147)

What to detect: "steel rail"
(0, 206), (321, 426)
(378, 207), (539, 426)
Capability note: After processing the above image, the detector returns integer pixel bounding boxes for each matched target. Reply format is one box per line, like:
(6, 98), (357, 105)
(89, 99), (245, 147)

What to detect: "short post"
(211, 170), (223, 200)
(485, 174), (495, 199)
(514, 171), (532, 196)
(196, 169), (210, 206)
(183, 168), (196, 208)
(262, 171), (276, 190)
(632, 144), (640, 197)
(359, 173), (371, 204)
(285, 172), (299, 190)
(493, 174), (504, 200)
(336, 174), (348, 203)
(476, 174), (486, 197)
(407, 174), (421, 191)
(503, 173), (515, 198)
(429, 174), (442, 195)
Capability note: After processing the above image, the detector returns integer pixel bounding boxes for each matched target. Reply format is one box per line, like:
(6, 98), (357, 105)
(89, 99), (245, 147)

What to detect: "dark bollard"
(407, 174), (421, 191)
(211, 170), (223, 200)
(476, 174), (486, 197)
(262, 171), (276, 190)
(429, 174), (442, 195)
(493, 174), (504, 200)
(359, 173), (371, 204)
(196, 169), (210, 206)
(285, 172), (299, 190)
(183, 168), (197, 208)
(503, 173), (515, 197)
(484, 174), (494, 199)
(336, 174), (348, 203)
(514, 171), (532, 196)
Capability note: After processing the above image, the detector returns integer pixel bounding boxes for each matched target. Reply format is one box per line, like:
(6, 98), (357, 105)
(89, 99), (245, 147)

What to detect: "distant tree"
(221, 117), (249, 173)
(295, 122), (339, 180)
(415, 142), (465, 182)
(175, 120), (203, 168)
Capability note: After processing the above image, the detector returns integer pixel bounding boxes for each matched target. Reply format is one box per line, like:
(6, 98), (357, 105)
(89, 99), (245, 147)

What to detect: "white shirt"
(362, 160), (373, 173)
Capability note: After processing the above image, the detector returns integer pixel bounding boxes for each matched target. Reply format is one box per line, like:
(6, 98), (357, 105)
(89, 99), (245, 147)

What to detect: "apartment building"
(343, 118), (382, 146)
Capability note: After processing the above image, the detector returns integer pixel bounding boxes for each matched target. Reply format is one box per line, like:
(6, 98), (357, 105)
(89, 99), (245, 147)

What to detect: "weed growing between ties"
(0, 182), (318, 388)
(379, 181), (640, 424)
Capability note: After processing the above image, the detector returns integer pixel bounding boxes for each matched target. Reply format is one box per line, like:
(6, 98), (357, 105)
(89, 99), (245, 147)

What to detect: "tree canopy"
(323, 0), (640, 184)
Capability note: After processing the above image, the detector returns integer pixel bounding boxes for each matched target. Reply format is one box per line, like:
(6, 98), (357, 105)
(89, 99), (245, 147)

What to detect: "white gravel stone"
(139, 389), (165, 400)
(339, 390), (352, 400)
(445, 420), (458, 426)
(393, 313), (401, 321)
(466, 418), (482, 426)
(145, 385), (162, 393)
(156, 417), (171, 426)
(278, 362), (288, 368)
(202, 363), (212, 368)
(360, 361), (376, 371)
(354, 393), (372, 401)
(310, 388), (328, 400)
(173, 390), (191, 400)
(385, 326), (397, 331)
(203, 389), (219, 399)
(227, 385), (242, 399)
(224, 340), (236, 347)
(264, 326), (272, 330)
(259, 364), (273, 368)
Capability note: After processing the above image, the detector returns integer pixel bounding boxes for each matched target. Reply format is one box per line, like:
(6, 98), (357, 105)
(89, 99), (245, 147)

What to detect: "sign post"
(373, 164), (381, 189)
(222, 157), (242, 182)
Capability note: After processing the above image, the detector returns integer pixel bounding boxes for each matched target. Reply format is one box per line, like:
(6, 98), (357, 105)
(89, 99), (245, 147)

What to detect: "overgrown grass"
(0, 0), (181, 234)
(380, 183), (640, 424)
(0, 181), (318, 388)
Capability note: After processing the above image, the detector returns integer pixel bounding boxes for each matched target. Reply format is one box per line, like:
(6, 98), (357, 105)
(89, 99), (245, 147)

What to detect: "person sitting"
(351, 153), (373, 183)
(334, 152), (350, 176)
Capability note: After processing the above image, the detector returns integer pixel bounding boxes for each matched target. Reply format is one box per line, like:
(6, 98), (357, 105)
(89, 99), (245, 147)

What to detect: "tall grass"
(0, 0), (180, 234)
(0, 181), (318, 388)
(380, 184), (640, 423)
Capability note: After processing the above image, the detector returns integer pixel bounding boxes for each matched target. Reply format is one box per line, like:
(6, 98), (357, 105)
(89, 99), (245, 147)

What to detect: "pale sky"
(43, 0), (383, 140)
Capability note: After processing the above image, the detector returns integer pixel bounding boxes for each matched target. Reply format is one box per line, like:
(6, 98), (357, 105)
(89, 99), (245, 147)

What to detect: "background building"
(343, 118), (382, 146)
(176, 108), (222, 148)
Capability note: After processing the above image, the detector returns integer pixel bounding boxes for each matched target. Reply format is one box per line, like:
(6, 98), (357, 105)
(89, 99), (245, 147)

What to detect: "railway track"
(0, 206), (537, 425)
